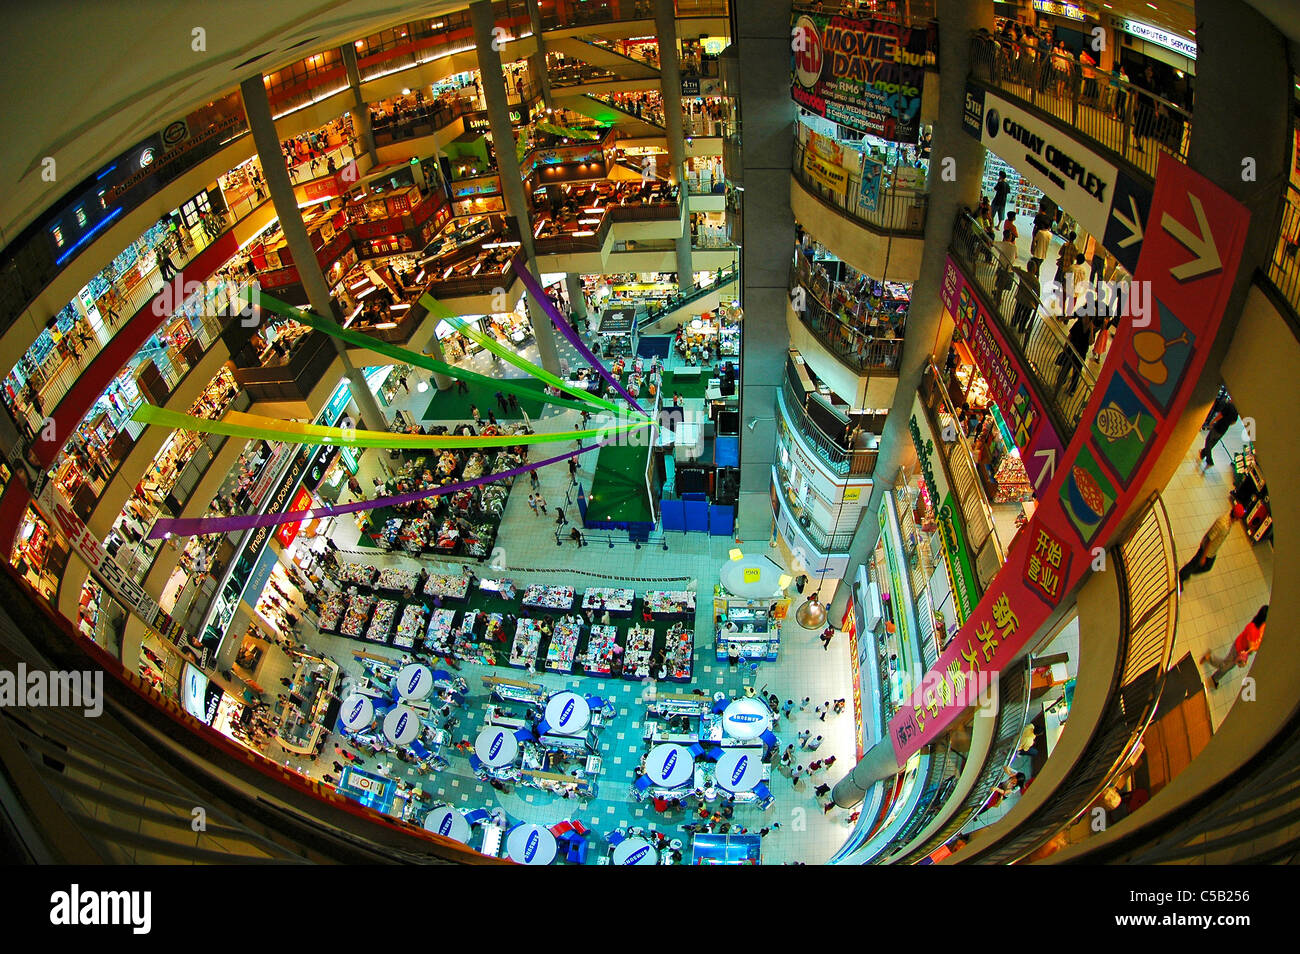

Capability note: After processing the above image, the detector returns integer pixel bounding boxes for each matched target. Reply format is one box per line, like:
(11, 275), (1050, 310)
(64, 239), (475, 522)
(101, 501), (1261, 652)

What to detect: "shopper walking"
(804, 734), (823, 751)
(535, 494), (548, 515)
(799, 696), (811, 711)
(780, 745), (795, 768)
(1200, 398), (1239, 468)
(1202, 605), (1267, 689)
(822, 755), (837, 770)
(554, 507), (568, 527)
(833, 698), (846, 714)
(813, 782), (831, 798)
(990, 171), (1010, 225)
(529, 470), (540, 491)
(494, 390), (509, 414)
(781, 699), (795, 717)
(528, 494), (540, 516)
(1179, 504), (1243, 586)
(797, 728), (811, 746)
(820, 626), (835, 650)
(569, 527), (587, 547)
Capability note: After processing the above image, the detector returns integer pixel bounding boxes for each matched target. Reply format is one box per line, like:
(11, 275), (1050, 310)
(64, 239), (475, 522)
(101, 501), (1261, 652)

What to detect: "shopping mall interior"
(0, 0), (1298, 872)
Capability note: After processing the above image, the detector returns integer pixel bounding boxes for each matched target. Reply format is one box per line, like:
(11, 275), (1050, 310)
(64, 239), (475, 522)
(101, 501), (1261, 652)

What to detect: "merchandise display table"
(545, 621), (582, 672)
(375, 567), (419, 592)
(623, 626), (655, 679)
(583, 625), (620, 674)
(393, 603), (427, 649)
(644, 590), (695, 619)
(366, 598), (398, 643)
(423, 573), (470, 600)
(422, 607), (458, 652)
(522, 584), (575, 611)
(509, 618), (545, 667)
(582, 587), (634, 614)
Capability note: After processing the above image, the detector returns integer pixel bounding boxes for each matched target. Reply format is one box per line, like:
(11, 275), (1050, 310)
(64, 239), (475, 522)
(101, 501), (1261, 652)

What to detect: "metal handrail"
(790, 255), (904, 375)
(969, 34), (1191, 183)
(961, 495), (1178, 864)
(891, 660), (1033, 864)
(792, 140), (928, 237)
(1268, 194), (1300, 322)
(639, 262), (739, 328)
(779, 368), (877, 478)
(950, 213), (1098, 432)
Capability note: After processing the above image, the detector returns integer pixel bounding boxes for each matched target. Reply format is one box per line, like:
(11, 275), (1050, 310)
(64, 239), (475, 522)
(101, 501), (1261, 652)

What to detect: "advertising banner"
(940, 253), (1065, 495)
(791, 13), (929, 143)
(801, 146), (851, 200)
(860, 156), (883, 212)
(889, 153), (1250, 762)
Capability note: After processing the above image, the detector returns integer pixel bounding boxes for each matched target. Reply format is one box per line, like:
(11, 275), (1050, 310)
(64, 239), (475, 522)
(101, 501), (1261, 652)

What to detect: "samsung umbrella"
(713, 747), (764, 793)
(383, 705), (421, 746)
(475, 725), (519, 768)
(338, 693), (374, 733)
(396, 663), (434, 702)
(612, 837), (659, 866)
(721, 697), (772, 740)
(506, 823), (557, 865)
(544, 691), (591, 736)
(424, 805), (472, 844)
(643, 743), (694, 788)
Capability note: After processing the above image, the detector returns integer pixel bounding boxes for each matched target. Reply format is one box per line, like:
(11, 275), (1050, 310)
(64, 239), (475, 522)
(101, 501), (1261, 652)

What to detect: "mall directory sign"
(888, 153), (1250, 762)
(791, 12), (931, 143)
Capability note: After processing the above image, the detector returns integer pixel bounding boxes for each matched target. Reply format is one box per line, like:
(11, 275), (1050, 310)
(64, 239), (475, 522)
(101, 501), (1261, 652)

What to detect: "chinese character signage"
(791, 12), (930, 143)
(889, 154), (1250, 763)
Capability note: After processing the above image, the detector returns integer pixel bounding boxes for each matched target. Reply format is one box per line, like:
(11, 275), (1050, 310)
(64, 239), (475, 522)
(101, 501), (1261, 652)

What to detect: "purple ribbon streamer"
(508, 253), (648, 416)
(148, 441), (606, 540)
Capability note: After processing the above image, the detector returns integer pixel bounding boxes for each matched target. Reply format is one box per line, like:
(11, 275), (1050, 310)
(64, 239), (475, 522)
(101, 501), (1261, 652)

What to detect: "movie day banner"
(791, 12), (929, 143)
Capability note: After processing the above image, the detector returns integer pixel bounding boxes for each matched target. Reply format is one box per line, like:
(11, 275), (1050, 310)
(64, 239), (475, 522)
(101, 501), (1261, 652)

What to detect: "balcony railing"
(951, 213), (1098, 432)
(779, 369), (877, 478)
(792, 140), (928, 236)
(639, 261), (738, 328)
(969, 34), (1191, 183)
(790, 256), (903, 375)
(919, 361), (1004, 587)
(771, 465), (858, 553)
(962, 495), (1178, 864)
(1268, 195), (1300, 322)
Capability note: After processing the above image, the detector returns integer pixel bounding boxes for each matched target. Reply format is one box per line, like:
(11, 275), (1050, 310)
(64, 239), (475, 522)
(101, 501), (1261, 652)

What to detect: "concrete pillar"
(240, 74), (387, 432)
(470, 0), (562, 376)
(832, 741), (904, 807)
(525, 0), (555, 111)
(654, 0), (694, 291)
(420, 326), (455, 391)
(565, 272), (588, 322)
(342, 44), (379, 165)
(829, 0), (992, 623)
(734, 0), (795, 543)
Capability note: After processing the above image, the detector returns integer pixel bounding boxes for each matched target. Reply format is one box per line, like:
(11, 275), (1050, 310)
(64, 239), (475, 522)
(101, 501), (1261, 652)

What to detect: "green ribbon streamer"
(252, 291), (623, 418)
(418, 293), (625, 417)
(131, 403), (645, 449)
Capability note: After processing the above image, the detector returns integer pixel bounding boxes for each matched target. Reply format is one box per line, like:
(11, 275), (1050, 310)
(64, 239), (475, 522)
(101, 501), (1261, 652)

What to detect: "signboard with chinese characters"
(889, 153), (1250, 762)
(791, 12), (930, 143)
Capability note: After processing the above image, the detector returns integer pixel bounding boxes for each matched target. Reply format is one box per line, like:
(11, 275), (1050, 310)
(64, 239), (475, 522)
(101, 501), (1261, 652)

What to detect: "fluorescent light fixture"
(357, 286), (376, 299)
(572, 230), (595, 237)
(349, 278), (370, 289)
(374, 322), (398, 329)
(390, 303), (410, 310)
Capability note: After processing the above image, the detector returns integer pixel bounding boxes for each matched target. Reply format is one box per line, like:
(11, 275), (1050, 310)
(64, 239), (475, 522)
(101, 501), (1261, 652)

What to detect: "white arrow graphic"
(1161, 193), (1221, 281)
(1113, 194), (1144, 248)
(1033, 448), (1057, 489)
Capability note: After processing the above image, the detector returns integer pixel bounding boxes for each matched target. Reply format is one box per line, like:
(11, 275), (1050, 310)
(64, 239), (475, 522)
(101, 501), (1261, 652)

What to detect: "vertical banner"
(889, 154), (1250, 761)
(860, 156), (884, 212)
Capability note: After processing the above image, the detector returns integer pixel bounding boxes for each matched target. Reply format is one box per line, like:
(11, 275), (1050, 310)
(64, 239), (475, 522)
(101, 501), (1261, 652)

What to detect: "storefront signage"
(1032, 1), (1085, 21)
(962, 84), (1121, 243)
(889, 154), (1250, 763)
(104, 115), (242, 205)
(938, 495), (977, 622)
(940, 254), (1064, 495)
(801, 146), (851, 199)
(1108, 15), (1197, 59)
(682, 77), (701, 96)
(33, 479), (186, 644)
(860, 156), (883, 212)
(181, 664), (223, 725)
(275, 487), (314, 548)
(843, 598), (865, 759)
(791, 12), (929, 143)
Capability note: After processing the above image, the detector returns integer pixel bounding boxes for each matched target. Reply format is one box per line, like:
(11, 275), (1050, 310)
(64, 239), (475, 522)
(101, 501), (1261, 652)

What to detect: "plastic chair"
(752, 781), (772, 801)
(534, 720), (552, 737)
(409, 739), (432, 762)
(607, 829), (626, 847)
(464, 807), (491, 826)
(515, 726), (537, 743)
(759, 729), (779, 751)
(584, 695), (604, 710)
(634, 775), (653, 792)
(431, 669), (452, 682)
(703, 745), (722, 762)
(687, 742), (705, 759)
(571, 820), (588, 836)
(711, 697), (728, 714)
(567, 838), (589, 864)
(550, 820), (575, 838)
(468, 754), (484, 772)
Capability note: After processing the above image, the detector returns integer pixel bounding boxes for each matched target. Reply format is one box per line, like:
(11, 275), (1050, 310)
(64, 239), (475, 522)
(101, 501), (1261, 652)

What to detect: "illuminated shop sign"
(1108, 15), (1197, 59)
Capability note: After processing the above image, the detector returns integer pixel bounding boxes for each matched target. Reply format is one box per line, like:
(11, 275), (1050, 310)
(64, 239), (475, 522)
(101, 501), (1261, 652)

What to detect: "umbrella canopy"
(544, 691), (591, 735)
(714, 747), (764, 793)
(383, 705), (420, 745)
(506, 824), (557, 865)
(643, 743), (694, 788)
(423, 806), (472, 844)
(396, 664), (434, 701)
(339, 693), (374, 732)
(721, 697), (773, 740)
(612, 837), (659, 865)
(475, 725), (520, 768)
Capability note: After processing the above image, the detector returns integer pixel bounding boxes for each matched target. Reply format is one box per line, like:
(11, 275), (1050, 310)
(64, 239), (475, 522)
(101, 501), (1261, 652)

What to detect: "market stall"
(509, 618), (545, 668)
(612, 837), (659, 866)
(582, 625), (621, 675)
(424, 805), (473, 844)
(642, 742), (695, 790)
(383, 705), (421, 746)
(506, 824), (558, 865)
(277, 654), (339, 755)
(544, 620), (582, 672)
(596, 306), (637, 358)
(395, 663), (434, 703)
(643, 590), (696, 620)
(521, 583), (575, 611)
(582, 587), (635, 615)
(475, 724), (521, 770)
(543, 691), (591, 737)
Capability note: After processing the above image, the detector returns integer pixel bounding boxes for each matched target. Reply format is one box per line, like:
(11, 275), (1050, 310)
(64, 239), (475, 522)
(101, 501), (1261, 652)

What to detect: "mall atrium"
(0, 0), (1297, 873)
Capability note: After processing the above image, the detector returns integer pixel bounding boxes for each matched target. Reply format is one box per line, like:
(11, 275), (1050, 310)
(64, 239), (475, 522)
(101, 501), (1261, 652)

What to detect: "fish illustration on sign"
(1095, 402), (1146, 443)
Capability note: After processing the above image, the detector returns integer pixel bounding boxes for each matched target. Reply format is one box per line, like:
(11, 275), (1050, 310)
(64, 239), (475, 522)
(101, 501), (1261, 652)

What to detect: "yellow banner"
(802, 148), (850, 200)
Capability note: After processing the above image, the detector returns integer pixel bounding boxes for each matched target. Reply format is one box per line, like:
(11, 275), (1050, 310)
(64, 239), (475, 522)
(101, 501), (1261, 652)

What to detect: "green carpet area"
(421, 376), (553, 421)
(584, 440), (654, 524)
(663, 365), (715, 399)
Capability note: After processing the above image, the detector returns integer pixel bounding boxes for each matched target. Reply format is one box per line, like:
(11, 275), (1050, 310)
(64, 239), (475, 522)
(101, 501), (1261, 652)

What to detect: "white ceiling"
(0, 0), (469, 244)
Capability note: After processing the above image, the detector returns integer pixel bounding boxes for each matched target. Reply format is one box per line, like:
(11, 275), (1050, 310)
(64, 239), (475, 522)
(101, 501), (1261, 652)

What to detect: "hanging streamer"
(506, 254), (649, 416)
(419, 293), (623, 416)
(252, 290), (630, 418)
(148, 441), (607, 540)
(130, 403), (645, 449)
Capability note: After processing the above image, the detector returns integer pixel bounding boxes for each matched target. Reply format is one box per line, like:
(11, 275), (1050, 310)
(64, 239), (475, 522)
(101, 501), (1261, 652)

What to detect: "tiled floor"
(259, 334), (859, 864)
